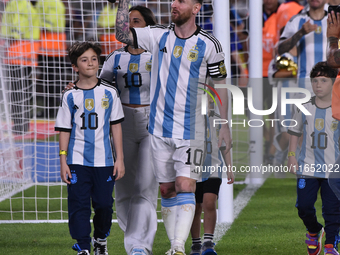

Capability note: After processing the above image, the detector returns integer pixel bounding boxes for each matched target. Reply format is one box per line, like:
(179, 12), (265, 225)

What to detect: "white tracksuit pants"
(115, 105), (158, 254)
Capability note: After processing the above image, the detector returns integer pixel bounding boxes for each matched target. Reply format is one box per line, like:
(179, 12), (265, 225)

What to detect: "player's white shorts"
(150, 134), (205, 182)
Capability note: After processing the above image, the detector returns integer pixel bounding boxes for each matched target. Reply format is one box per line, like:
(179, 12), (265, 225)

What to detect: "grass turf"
(0, 177), (325, 254)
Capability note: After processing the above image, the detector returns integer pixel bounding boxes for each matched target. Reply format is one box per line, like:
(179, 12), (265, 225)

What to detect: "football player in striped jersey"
(278, 0), (328, 93)
(115, 1), (231, 254)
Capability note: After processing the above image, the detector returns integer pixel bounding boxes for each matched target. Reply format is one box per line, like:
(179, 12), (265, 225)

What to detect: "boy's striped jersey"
(100, 46), (152, 105)
(288, 97), (340, 178)
(200, 114), (224, 182)
(132, 24), (227, 140)
(55, 78), (124, 167)
(280, 11), (327, 91)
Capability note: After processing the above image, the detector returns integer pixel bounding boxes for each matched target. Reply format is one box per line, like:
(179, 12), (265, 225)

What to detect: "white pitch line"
(214, 183), (264, 244)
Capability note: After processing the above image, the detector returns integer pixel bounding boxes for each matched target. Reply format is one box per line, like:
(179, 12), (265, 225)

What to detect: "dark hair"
(68, 41), (102, 66)
(310, 61), (338, 84)
(194, 0), (203, 5)
(129, 6), (157, 26)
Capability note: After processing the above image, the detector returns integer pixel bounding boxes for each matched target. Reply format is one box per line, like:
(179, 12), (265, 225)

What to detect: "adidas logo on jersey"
(160, 47), (167, 53)
(114, 65), (121, 70)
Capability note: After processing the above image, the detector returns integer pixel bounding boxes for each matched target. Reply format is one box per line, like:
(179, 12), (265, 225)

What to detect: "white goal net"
(0, 0), (249, 222)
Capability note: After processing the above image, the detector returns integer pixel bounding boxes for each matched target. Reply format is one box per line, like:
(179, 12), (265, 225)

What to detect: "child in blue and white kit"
(287, 61), (340, 255)
(55, 41), (125, 255)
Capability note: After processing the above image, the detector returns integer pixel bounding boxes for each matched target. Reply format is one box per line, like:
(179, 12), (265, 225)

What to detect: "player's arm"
(327, 11), (340, 68)
(59, 131), (71, 184)
(287, 134), (300, 174)
(223, 149), (234, 184)
(214, 78), (232, 154)
(278, 20), (317, 55)
(116, 0), (134, 46)
(111, 123), (125, 181)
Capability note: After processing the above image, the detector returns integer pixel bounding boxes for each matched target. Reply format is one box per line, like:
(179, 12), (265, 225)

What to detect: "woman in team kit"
(99, 6), (158, 255)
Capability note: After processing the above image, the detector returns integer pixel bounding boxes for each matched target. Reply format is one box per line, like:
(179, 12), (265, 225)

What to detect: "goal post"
(0, 0), (252, 223)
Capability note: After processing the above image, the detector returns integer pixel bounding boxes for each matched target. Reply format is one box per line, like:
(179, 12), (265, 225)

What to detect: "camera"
(328, 5), (340, 15)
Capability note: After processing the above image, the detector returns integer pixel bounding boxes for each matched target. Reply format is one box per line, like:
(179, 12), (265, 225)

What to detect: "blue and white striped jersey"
(280, 11), (328, 92)
(133, 24), (227, 139)
(100, 46), (152, 105)
(201, 114), (223, 182)
(288, 97), (340, 178)
(55, 79), (124, 167)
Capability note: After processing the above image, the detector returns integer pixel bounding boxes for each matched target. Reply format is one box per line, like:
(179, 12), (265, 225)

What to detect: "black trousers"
(67, 164), (115, 251)
(296, 177), (340, 246)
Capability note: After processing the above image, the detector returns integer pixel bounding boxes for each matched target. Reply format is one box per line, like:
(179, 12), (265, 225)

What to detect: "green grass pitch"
(0, 177), (325, 254)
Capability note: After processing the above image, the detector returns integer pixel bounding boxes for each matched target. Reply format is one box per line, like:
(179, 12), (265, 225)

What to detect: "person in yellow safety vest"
(97, 3), (124, 60)
(36, 0), (66, 57)
(1, 0), (40, 134)
(35, 0), (67, 118)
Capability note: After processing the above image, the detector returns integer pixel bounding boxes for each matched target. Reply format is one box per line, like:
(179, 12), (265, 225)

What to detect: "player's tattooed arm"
(278, 20), (317, 55)
(116, 0), (134, 45)
(278, 29), (305, 55)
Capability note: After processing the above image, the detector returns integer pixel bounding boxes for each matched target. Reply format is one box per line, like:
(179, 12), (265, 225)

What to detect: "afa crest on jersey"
(315, 118), (324, 131)
(101, 94), (109, 109)
(129, 63), (138, 73)
(187, 46), (198, 62)
(145, 60), (152, 72)
(219, 61), (227, 76)
(173, 46), (183, 58)
(85, 99), (94, 111)
(315, 26), (322, 34)
(331, 120), (339, 132)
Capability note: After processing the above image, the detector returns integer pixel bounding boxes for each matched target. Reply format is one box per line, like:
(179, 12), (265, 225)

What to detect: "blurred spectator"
(230, 25), (248, 88)
(276, 0), (304, 41)
(36, 0), (67, 118)
(97, 2), (124, 61)
(1, 0), (40, 134)
(278, 0), (328, 93)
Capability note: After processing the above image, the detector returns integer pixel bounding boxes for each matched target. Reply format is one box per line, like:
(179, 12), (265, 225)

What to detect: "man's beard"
(171, 12), (191, 26)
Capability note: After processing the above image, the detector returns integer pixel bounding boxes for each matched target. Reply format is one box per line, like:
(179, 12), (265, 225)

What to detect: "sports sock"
(172, 193), (196, 249)
(192, 237), (202, 245)
(161, 196), (177, 244)
(203, 233), (214, 243)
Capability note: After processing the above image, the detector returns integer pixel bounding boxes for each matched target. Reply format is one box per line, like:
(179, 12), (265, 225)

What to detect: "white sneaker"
(77, 250), (90, 255)
(165, 249), (173, 255)
(172, 246), (186, 255)
(92, 237), (108, 255)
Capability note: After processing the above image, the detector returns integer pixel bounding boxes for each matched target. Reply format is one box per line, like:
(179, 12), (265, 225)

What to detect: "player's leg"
(296, 178), (324, 255)
(115, 106), (138, 232)
(171, 138), (205, 253)
(150, 135), (177, 249)
(320, 179), (340, 252)
(201, 178), (221, 255)
(172, 177), (196, 252)
(91, 166), (115, 255)
(67, 165), (93, 253)
(190, 182), (204, 255)
(124, 107), (159, 255)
